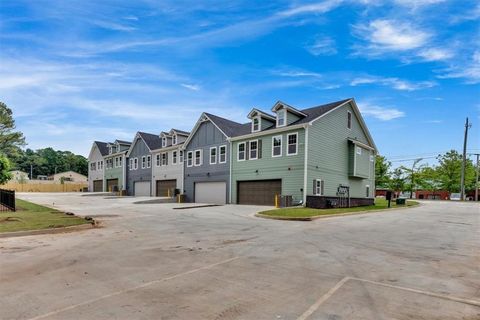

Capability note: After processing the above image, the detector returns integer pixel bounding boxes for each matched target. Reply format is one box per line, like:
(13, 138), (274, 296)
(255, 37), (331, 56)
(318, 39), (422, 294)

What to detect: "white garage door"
(195, 182), (227, 205)
(134, 181), (151, 197)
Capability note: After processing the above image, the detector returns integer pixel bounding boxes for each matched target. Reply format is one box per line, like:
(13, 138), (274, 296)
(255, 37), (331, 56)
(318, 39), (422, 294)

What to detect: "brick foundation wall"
(306, 196), (374, 209)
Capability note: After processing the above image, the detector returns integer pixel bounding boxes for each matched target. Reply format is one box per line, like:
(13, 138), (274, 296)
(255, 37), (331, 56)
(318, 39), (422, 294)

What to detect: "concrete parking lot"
(1, 193), (479, 320)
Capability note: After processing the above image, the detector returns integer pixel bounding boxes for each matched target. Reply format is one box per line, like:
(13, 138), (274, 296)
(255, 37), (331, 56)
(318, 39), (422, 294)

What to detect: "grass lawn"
(0, 199), (89, 233)
(259, 198), (419, 218)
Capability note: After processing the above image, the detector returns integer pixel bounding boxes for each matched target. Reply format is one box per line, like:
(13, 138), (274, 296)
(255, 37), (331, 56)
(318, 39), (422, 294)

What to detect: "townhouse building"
(87, 141), (108, 192)
(103, 140), (131, 192)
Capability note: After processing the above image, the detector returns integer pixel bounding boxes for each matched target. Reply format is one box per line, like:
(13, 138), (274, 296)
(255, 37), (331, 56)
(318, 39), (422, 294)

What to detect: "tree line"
(375, 151), (478, 194)
(0, 102), (88, 183)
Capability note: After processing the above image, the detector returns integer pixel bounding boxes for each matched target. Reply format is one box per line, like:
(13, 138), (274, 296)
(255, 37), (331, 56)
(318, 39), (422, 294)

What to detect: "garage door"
(134, 181), (151, 197)
(195, 182), (226, 205)
(93, 180), (103, 192)
(156, 179), (176, 197)
(106, 179), (119, 192)
(238, 180), (281, 206)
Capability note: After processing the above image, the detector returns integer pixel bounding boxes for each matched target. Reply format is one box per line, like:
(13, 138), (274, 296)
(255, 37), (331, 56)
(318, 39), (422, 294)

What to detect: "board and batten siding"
(126, 138), (152, 196)
(151, 146), (184, 196)
(183, 120), (230, 203)
(231, 128), (305, 204)
(307, 102), (375, 199)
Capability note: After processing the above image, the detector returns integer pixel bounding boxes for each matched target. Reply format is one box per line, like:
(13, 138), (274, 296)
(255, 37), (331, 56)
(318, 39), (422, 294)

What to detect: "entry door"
(194, 182), (227, 204)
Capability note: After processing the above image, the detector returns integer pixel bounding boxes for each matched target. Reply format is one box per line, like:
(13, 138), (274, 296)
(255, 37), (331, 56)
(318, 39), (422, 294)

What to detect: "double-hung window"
(187, 151), (193, 167)
(156, 154), (160, 167)
(314, 179), (324, 196)
(162, 137), (167, 148)
(161, 153), (167, 166)
(194, 149), (202, 166)
(119, 157), (122, 167)
(249, 140), (258, 160)
(210, 147), (217, 164)
(172, 135), (177, 145)
(134, 158), (138, 170)
(277, 109), (286, 127)
(141, 156), (146, 169)
(179, 151), (184, 163)
(115, 157), (118, 168)
(219, 145), (226, 163)
(287, 133), (298, 156)
(147, 155), (151, 168)
(252, 117), (260, 132)
(129, 159), (133, 170)
(238, 142), (246, 161)
(272, 135), (282, 157)
(172, 151), (177, 164)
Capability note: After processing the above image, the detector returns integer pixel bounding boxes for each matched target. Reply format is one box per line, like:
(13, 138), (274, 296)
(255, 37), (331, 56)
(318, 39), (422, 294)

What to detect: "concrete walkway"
(1, 194), (479, 319)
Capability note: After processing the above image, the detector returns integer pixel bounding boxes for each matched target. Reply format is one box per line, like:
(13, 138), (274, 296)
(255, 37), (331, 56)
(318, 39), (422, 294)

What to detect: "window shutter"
(321, 180), (325, 196)
(313, 180), (316, 194)
(258, 139), (262, 159)
(246, 142), (250, 160)
(166, 152), (169, 165)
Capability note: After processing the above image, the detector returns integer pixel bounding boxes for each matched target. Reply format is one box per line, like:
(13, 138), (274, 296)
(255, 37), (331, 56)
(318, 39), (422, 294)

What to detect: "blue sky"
(1, 0), (479, 165)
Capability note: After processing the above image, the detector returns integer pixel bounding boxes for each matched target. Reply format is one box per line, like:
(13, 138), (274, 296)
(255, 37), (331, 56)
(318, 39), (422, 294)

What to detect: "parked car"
(450, 193), (461, 201)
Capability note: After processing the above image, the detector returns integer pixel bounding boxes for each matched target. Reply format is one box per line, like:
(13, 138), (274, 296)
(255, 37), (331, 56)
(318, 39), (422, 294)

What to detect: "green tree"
(0, 102), (25, 156)
(375, 155), (391, 188)
(400, 158), (424, 199)
(0, 155), (12, 184)
(389, 168), (406, 192)
(436, 150), (476, 192)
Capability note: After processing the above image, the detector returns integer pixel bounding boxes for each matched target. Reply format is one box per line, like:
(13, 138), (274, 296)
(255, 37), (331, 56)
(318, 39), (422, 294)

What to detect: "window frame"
(172, 135), (177, 145)
(249, 140), (258, 160)
(179, 150), (184, 163)
(187, 151), (193, 167)
(286, 132), (298, 156)
(134, 158), (138, 170)
(129, 158), (134, 170)
(219, 145), (227, 164)
(366, 185), (370, 198)
(194, 149), (202, 166)
(210, 147), (217, 165)
(147, 155), (151, 168)
(162, 136), (167, 148)
(315, 179), (324, 196)
(276, 109), (286, 127)
(141, 156), (146, 169)
(156, 154), (160, 167)
(252, 116), (261, 132)
(272, 135), (282, 157)
(237, 142), (246, 161)
(161, 152), (167, 166)
(172, 151), (177, 164)
(356, 146), (362, 155)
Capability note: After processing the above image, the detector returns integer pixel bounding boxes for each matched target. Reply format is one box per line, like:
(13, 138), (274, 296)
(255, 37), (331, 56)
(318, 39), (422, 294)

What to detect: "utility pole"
(460, 118), (471, 201)
(30, 164), (33, 180)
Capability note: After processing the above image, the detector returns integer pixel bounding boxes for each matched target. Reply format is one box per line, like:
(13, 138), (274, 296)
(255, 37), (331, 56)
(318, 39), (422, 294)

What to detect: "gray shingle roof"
(204, 113), (249, 138)
(94, 141), (109, 156)
(138, 132), (162, 150)
(172, 129), (190, 136)
(115, 140), (131, 145)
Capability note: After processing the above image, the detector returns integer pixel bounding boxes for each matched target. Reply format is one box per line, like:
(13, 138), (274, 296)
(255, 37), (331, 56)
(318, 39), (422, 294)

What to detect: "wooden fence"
(1, 182), (87, 193)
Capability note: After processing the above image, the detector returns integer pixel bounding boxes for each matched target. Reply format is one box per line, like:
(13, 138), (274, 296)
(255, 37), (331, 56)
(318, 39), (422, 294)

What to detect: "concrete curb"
(0, 223), (96, 238)
(255, 202), (421, 221)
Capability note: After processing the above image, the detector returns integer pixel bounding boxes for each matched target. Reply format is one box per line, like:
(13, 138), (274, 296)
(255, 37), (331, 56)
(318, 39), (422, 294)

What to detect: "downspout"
(228, 139), (232, 204)
(303, 124), (309, 206)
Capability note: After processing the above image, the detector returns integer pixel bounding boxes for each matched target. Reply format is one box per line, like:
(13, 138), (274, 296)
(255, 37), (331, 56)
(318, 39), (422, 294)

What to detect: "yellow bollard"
(167, 188), (171, 198)
(275, 194), (279, 208)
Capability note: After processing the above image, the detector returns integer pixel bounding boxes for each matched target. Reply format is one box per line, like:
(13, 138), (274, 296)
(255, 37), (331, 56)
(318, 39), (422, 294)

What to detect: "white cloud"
(350, 75), (436, 91)
(437, 50), (480, 83)
(358, 102), (405, 121)
(419, 48), (454, 61)
(274, 69), (322, 78)
(354, 19), (430, 51)
(394, 0), (446, 7)
(305, 36), (337, 56)
(279, 0), (343, 16)
(180, 83), (200, 91)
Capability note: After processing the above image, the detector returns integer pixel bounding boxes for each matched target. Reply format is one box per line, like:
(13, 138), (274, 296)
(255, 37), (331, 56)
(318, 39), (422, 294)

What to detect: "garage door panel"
(107, 179), (119, 192)
(134, 181), (151, 197)
(156, 179), (176, 197)
(195, 182), (226, 205)
(238, 180), (281, 206)
(93, 180), (103, 192)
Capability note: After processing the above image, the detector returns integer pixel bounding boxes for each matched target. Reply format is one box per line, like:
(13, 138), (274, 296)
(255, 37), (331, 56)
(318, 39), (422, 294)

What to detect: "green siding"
(286, 111), (301, 125)
(261, 118), (274, 130)
(231, 128), (306, 203)
(307, 102), (375, 199)
(104, 155), (126, 190)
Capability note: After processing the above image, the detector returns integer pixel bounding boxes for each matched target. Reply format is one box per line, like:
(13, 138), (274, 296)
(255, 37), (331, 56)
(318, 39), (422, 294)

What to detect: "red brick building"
(414, 190), (450, 200)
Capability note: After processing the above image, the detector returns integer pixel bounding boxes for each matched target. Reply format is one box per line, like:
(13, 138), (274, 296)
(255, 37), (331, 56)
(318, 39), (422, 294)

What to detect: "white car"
(450, 193), (461, 201)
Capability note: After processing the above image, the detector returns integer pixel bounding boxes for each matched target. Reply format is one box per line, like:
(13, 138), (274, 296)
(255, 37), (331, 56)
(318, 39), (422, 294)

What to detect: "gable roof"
(138, 132), (163, 150)
(272, 101), (308, 117)
(170, 128), (190, 136)
(93, 141), (109, 156)
(247, 108), (276, 121)
(115, 140), (131, 145)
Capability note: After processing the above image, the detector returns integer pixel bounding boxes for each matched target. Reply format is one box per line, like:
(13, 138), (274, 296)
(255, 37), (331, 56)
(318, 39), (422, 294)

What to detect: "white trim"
(194, 149), (202, 166)
(209, 146), (217, 165)
(122, 154), (127, 191)
(303, 125), (309, 205)
(172, 150), (178, 165)
(172, 135), (177, 145)
(161, 152), (167, 166)
(147, 155), (151, 168)
(271, 101), (308, 117)
(272, 135), (282, 157)
(348, 138), (375, 151)
(229, 141), (232, 203)
(155, 154), (161, 167)
(162, 137), (167, 148)
(229, 123), (305, 141)
(187, 151), (194, 167)
(247, 108), (276, 121)
(249, 139), (258, 160)
(219, 145), (227, 164)
(276, 108), (286, 127)
(134, 157), (138, 170)
(237, 142), (246, 161)
(314, 179), (324, 196)
(287, 132), (298, 156)
(356, 146), (362, 155)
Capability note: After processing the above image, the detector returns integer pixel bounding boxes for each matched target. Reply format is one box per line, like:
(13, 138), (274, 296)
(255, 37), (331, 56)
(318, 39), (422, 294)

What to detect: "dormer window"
(109, 146), (112, 154)
(252, 117), (260, 132)
(172, 135), (177, 145)
(162, 137), (167, 148)
(277, 109), (286, 127)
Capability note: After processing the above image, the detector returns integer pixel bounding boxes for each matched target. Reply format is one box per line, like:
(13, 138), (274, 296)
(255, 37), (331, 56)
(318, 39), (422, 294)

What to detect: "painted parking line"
(297, 276), (480, 320)
(27, 257), (240, 320)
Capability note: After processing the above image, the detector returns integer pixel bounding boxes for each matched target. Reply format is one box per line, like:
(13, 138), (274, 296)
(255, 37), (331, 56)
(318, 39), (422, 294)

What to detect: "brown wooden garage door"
(106, 179), (119, 192)
(156, 179), (176, 197)
(93, 180), (103, 192)
(237, 180), (281, 206)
